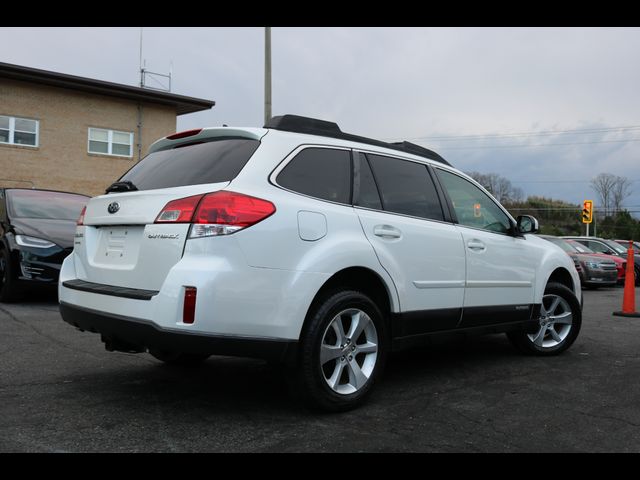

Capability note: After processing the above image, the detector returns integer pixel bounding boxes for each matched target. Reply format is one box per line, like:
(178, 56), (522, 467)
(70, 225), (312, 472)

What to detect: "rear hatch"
(73, 132), (263, 291)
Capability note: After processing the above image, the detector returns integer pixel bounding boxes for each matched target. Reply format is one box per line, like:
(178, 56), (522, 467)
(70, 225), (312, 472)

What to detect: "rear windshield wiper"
(105, 180), (138, 193)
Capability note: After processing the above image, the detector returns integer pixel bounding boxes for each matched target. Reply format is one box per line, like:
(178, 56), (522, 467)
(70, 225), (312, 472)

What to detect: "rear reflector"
(77, 206), (87, 226)
(167, 129), (202, 140)
(155, 194), (204, 223)
(183, 287), (197, 324)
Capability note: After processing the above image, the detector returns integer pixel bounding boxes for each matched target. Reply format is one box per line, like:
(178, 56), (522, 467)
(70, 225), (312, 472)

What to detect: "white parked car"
(59, 115), (582, 411)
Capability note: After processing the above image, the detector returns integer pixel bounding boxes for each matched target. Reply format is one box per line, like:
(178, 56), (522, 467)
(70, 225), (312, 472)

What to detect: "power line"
(386, 125), (640, 142)
(434, 137), (640, 150)
(509, 179), (640, 184)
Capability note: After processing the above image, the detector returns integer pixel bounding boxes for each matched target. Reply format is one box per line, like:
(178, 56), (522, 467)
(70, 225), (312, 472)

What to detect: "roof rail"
(264, 115), (451, 166)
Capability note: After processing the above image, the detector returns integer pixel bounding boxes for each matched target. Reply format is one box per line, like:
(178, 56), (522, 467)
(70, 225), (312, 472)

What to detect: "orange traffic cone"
(613, 240), (640, 317)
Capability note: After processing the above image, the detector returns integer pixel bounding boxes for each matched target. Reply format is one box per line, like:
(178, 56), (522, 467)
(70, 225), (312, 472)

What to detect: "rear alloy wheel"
(507, 282), (582, 356)
(0, 249), (20, 303)
(295, 290), (387, 412)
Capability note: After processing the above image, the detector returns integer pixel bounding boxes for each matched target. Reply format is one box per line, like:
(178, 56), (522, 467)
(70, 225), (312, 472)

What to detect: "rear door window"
(366, 154), (444, 221)
(118, 138), (260, 191)
(276, 148), (351, 204)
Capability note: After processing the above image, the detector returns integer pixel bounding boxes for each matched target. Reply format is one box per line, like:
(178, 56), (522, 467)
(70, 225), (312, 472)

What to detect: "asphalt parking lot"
(1, 287), (640, 452)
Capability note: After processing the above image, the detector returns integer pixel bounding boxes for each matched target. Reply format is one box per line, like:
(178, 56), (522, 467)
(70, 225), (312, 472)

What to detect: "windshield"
(616, 240), (638, 253)
(117, 138), (260, 191)
(566, 240), (595, 254)
(7, 189), (88, 220)
(544, 237), (575, 253)
(604, 240), (628, 255)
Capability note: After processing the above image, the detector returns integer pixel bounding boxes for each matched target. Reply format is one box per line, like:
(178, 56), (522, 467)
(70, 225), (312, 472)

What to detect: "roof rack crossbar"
(263, 115), (451, 166)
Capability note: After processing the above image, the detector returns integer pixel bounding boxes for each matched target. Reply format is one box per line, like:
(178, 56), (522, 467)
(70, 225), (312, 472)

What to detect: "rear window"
(7, 189), (88, 220)
(118, 138), (260, 191)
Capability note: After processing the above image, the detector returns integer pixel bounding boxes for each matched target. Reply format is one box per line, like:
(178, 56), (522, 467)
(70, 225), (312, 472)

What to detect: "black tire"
(148, 349), (210, 366)
(293, 290), (388, 412)
(635, 266), (640, 287)
(507, 282), (582, 356)
(0, 248), (21, 303)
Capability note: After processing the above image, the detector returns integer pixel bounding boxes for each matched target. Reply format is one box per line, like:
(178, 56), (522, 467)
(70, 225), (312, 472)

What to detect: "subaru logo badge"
(107, 202), (120, 214)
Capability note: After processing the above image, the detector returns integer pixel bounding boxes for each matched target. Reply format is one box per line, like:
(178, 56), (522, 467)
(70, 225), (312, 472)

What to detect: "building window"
(0, 115), (39, 147)
(88, 128), (133, 158)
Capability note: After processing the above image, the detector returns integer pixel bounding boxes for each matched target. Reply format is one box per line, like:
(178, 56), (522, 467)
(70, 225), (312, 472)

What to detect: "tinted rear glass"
(118, 138), (260, 191)
(367, 154), (444, 221)
(277, 148), (351, 204)
(7, 189), (88, 220)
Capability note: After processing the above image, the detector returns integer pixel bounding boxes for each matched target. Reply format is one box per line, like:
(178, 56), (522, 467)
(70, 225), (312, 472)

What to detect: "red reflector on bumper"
(183, 287), (197, 324)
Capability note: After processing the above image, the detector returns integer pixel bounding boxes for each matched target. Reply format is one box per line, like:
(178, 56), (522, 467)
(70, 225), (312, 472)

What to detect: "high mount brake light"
(166, 129), (203, 140)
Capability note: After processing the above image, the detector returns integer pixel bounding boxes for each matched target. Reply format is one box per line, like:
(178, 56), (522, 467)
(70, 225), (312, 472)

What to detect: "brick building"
(0, 62), (214, 196)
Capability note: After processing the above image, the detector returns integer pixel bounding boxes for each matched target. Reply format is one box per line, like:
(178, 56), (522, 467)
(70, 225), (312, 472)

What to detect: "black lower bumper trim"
(62, 279), (159, 300)
(59, 302), (298, 362)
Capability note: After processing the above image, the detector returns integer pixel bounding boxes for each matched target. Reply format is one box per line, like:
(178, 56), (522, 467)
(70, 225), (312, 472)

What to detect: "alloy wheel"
(528, 293), (573, 348)
(320, 308), (379, 395)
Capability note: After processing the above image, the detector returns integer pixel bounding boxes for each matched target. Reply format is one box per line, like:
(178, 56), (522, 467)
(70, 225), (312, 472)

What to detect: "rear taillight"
(77, 206), (87, 226)
(190, 191), (276, 237)
(155, 194), (204, 223)
(183, 287), (197, 324)
(166, 129), (202, 140)
(154, 191), (275, 237)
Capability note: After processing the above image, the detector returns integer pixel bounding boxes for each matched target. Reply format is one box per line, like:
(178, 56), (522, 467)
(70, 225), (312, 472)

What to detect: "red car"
(565, 239), (626, 284)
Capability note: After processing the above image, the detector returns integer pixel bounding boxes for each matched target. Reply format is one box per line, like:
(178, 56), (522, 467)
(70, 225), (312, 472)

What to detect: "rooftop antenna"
(138, 27), (172, 92)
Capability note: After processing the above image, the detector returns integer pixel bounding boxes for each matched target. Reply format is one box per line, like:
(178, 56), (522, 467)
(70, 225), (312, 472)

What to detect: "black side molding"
(62, 279), (159, 300)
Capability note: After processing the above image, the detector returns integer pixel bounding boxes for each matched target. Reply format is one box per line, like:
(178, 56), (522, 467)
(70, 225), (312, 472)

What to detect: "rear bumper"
(59, 302), (298, 362)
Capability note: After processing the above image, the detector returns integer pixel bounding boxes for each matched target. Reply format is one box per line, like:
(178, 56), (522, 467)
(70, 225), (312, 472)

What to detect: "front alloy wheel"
(507, 282), (581, 355)
(528, 293), (573, 348)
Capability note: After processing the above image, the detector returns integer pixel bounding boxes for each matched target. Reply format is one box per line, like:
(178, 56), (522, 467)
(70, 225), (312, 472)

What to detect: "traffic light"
(582, 200), (593, 224)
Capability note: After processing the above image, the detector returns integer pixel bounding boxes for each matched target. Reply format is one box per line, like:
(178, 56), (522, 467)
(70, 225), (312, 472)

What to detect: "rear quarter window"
(118, 138), (260, 191)
(276, 148), (351, 204)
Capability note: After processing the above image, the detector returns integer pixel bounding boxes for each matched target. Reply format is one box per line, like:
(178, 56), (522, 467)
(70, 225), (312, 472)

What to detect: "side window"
(437, 169), (511, 234)
(354, 153), (382, 210)
(277, 148), (351, 204)
(367, 154), (444, 221)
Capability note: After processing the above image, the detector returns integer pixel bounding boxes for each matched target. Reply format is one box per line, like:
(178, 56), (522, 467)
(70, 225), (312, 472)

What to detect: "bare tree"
(590, 173), (617, 216)
(611, 175), (633, 213)
(467, 171), (523, 203)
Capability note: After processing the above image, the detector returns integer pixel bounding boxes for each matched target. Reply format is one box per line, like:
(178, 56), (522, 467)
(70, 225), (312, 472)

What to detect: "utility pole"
(264, 27), (272, 125)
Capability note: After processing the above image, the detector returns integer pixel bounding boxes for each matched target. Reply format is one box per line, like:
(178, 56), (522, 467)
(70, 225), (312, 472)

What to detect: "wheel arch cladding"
(547, 267), (576, 294)
(305, 266), (393, 328)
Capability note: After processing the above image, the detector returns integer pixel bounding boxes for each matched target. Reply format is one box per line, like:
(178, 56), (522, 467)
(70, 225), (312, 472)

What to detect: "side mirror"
(516, 215), (539, 234)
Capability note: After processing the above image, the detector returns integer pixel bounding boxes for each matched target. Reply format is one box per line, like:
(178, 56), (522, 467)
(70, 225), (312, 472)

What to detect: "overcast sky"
(2, 27), (640, 216)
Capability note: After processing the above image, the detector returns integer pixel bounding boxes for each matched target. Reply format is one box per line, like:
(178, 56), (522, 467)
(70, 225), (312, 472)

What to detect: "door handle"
(373, 225), (402, 239)
(467, 239), (486, 252)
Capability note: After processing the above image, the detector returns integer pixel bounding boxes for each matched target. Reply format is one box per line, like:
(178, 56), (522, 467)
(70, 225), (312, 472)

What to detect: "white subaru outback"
(59, 115), (582, 411)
